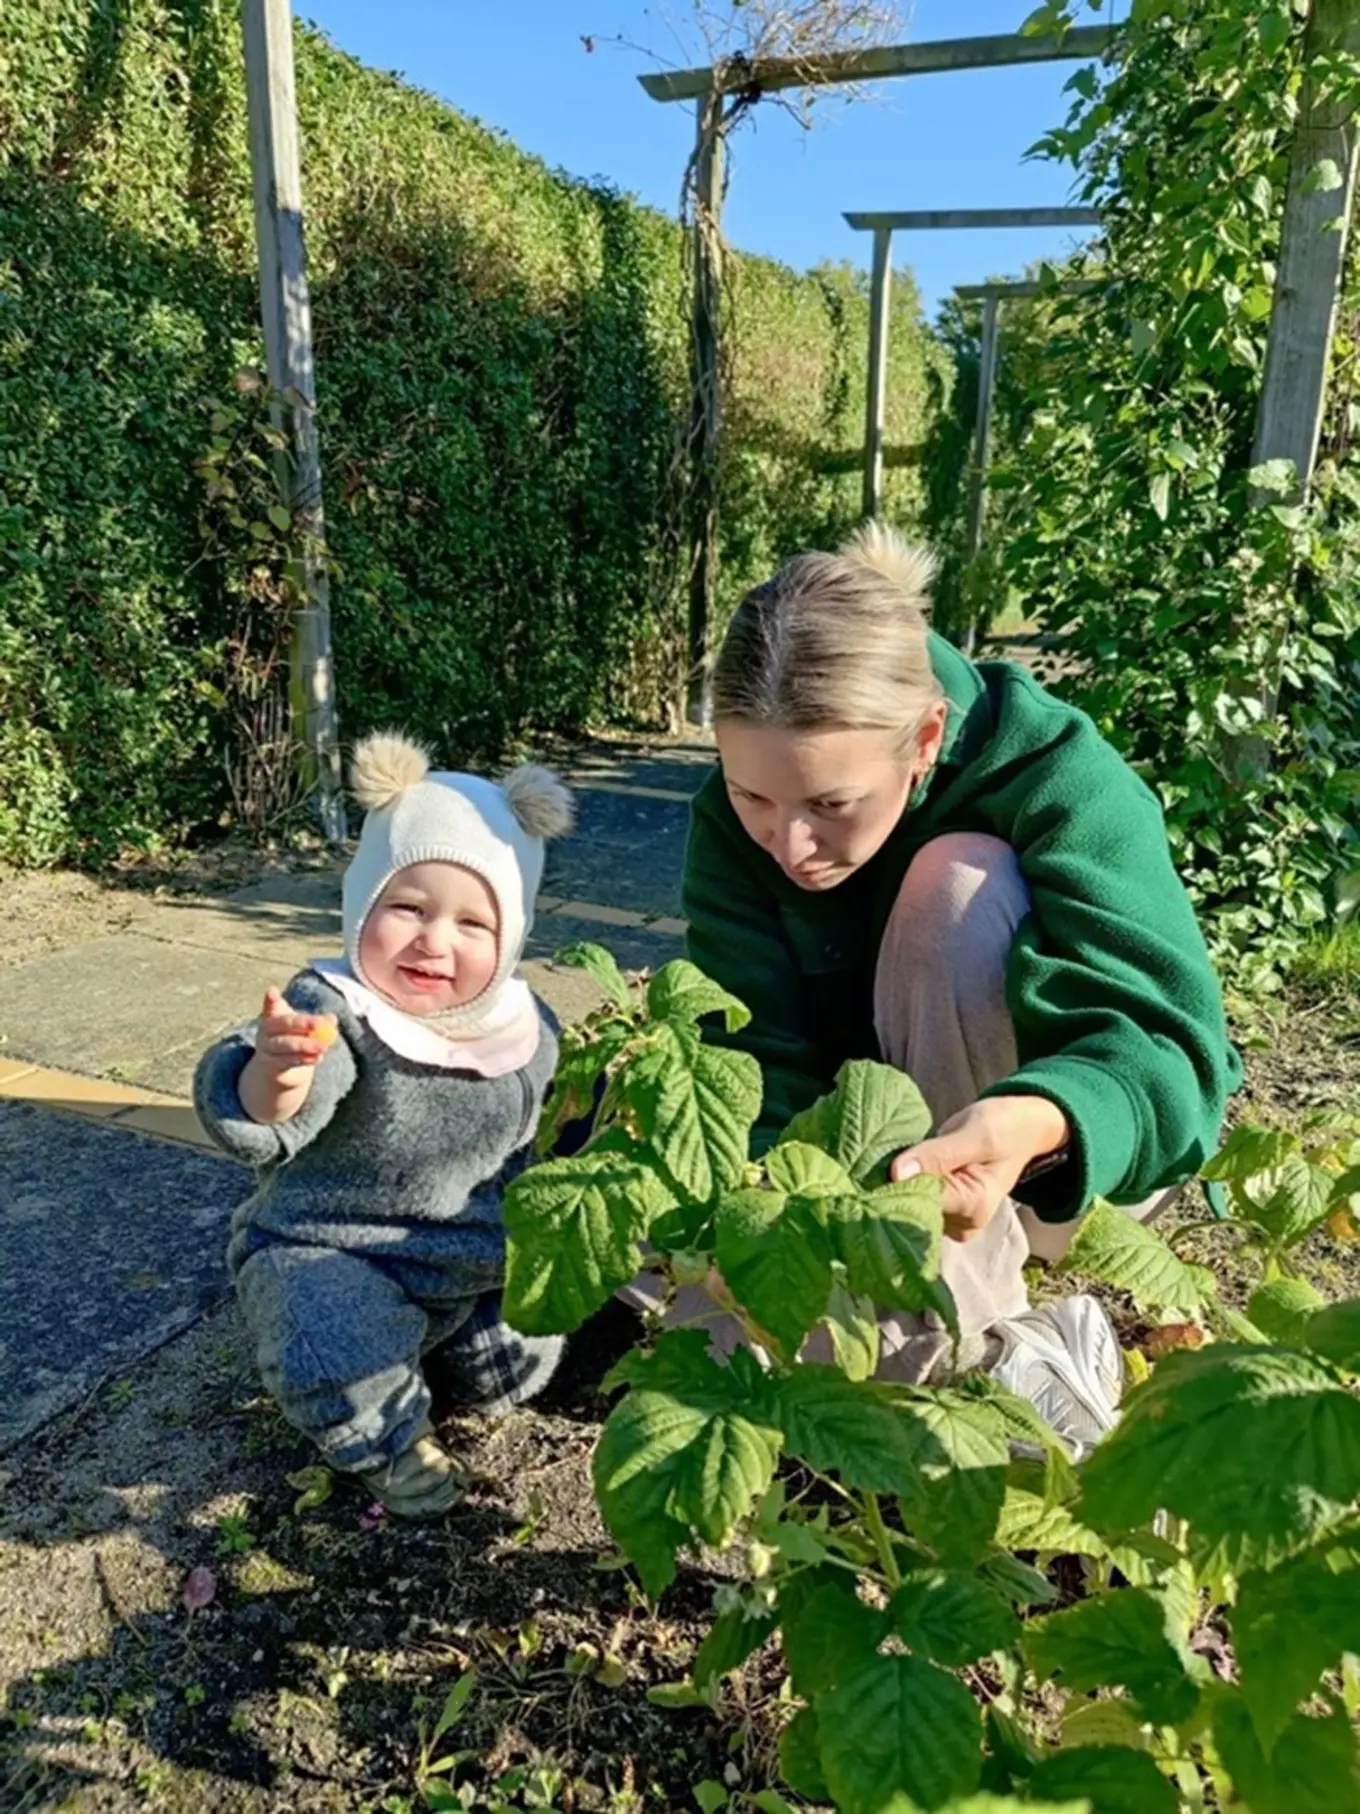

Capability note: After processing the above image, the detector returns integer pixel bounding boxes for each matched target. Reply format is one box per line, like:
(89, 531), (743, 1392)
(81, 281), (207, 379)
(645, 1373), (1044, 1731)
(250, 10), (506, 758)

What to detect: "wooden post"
(1247, 0), (1360, 740)
(862, 226), (894, 520)
(686, 90), (725, 726)
(242, 0), (346, 842)
(962, 292), (1002, 657)
(1250, 0), (1360, 505)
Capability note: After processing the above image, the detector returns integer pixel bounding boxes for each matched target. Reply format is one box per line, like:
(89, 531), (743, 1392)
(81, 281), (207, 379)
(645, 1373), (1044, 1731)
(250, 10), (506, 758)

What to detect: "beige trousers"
(633, 834), (1166, 1382)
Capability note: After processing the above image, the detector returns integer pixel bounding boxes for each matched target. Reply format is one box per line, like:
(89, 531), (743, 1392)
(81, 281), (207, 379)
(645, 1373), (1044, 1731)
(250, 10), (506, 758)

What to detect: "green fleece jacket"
(683, 635), (1240, 1224)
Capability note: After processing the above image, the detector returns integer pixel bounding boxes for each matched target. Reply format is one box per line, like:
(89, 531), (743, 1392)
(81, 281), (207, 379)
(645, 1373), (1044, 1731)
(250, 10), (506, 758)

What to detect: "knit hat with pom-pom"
(342, 732), (574, 1034)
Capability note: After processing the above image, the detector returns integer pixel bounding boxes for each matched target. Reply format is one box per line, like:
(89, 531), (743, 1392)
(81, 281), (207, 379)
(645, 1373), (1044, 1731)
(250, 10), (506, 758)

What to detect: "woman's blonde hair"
(710, 522), (943, 747)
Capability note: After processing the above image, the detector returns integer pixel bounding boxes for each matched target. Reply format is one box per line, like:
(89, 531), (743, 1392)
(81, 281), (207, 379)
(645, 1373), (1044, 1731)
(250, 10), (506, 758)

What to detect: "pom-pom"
(502, 765), (574, 839)
(840, 521), (937, 608)
(350, 732), (430, 811)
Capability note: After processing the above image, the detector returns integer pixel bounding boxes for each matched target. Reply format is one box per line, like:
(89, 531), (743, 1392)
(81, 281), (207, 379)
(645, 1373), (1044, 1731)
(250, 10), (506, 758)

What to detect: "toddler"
(195, 733), (573, 1517)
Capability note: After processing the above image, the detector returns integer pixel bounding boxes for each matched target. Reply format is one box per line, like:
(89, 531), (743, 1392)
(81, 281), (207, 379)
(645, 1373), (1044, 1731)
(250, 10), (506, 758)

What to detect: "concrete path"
(0, 735), (713, 1452)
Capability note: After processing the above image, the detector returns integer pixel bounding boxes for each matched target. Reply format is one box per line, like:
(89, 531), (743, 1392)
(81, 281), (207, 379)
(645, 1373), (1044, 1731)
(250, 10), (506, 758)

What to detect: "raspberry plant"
(502, 947), (1360, 1812)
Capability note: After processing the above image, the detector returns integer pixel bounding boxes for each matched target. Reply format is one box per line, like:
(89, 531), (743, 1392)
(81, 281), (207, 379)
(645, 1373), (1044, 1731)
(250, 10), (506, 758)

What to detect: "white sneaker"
(989, 1295), (1123, 1459)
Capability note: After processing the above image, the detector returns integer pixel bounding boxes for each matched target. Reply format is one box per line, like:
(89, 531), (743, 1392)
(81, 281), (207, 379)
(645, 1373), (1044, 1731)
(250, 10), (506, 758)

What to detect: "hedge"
(0, 0), (940, 865)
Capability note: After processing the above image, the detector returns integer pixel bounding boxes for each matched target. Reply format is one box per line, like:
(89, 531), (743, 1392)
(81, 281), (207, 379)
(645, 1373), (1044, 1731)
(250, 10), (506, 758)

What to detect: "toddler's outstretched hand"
(238, 987), (338, 1124)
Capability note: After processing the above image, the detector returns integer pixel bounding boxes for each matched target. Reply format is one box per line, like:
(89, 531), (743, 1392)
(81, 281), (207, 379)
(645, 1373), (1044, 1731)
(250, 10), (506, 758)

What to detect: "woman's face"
(717, 709), (947, 891)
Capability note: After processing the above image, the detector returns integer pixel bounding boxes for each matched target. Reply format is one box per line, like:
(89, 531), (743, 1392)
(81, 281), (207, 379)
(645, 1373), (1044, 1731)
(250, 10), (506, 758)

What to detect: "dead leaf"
(1144, 1322), (1206, 1358)
(182, 1565), (217, 1614)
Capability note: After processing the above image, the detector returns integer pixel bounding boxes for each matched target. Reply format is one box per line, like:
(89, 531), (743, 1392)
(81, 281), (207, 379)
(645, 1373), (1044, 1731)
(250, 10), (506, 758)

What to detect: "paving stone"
(0, 1101), (241, 1452)
(0, 936), (282, 1079)
(526, 912), (685, 976)
(542, 841), (685, 920)
(565, 748), (713, 798)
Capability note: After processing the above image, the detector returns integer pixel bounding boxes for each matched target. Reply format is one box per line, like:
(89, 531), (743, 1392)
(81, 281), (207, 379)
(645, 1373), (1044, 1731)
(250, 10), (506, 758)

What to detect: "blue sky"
(297, 1), (1127, 319)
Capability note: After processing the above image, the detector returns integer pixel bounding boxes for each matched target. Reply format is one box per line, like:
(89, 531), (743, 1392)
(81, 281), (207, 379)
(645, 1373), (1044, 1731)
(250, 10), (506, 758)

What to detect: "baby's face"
(359, 861), (499, 1015)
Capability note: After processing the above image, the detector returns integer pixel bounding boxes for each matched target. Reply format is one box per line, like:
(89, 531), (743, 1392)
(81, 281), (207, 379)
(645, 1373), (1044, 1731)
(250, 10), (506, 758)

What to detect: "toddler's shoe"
(364, 1420), (467, 1520)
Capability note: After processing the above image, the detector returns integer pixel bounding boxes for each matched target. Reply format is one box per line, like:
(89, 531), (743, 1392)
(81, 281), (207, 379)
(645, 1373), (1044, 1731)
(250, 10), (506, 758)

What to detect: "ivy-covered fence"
(0, 0), (939, 866)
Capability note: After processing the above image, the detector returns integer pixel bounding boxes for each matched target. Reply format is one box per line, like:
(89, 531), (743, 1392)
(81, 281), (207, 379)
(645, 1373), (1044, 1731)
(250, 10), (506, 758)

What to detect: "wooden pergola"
(239, 3), (1360, 778)
(843, 209), (1101, 522)
(638, 25), (1114, 719)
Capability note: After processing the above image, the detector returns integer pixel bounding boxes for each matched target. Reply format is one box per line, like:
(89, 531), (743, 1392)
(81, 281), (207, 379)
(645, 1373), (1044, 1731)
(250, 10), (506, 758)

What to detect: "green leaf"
(1258, 7), (1292, 55)
(647, 959), (751, 1033)
(1060, 1697), (1151, 1750)
(554, 941), (634, 1009)
(431, 1670), (476, 1741)
(536, 1025), (633, 1153)
(694, 1782), (728, 1814)
(286, 1464), (334, 1514)
(772, 1365), (927, 1494)
(693, 1603), (778, 1689)
(714, 1188), (833, 1355)
(822, 1276), (881, 1382)
(1247, 1275), (1326, 1345)
(1024, 1589), (1200, 1725)
(592, 1333), (782, 1595)
(1130, 317), (1157, 356)
(780, 1571), (886, 1698)
(996, 1482), (1165, 1588)
(1079, 1345), (1360, 1568)
(1303, 1298), (1360, 1369)
(894, 1390), (1010, 1566)
(779, 1060), (932, 1187)
(267, 502), (291, 532)
(978, 1548), (1059, 1611)
(503, 1151), (672, 1334)
(817, 1651), (983, 1814)
(1233, 1551), (1360, 1752)
(764, 1141), (855, 1197)
(1304, 156), (1344, 195)
(825, 1177), (955, 1324)
(1242, 1155), (1334, 1246)
(933, 1801), (1087, 1814)
(1202, 1124), (1299, 1179)
(623, 1024), (761, 1202)
(887, 1570), (1020, 1665)
(779, 1705), (829, 1802)
(1214, 1694), (1360, 1814)
(1029, 1746), (1177, 1814)
(966, 1376), (1078, 1503)
(1148, 473), (1170, 521)
(1059, 1197), (1213, 1310)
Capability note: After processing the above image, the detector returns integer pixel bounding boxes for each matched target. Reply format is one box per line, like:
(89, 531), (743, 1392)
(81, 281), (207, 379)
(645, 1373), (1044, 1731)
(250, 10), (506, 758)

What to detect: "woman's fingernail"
(897, 1161), (922, 1180)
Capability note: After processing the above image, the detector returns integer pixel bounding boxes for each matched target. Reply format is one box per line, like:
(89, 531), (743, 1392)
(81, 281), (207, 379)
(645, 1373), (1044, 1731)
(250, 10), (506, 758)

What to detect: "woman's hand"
(890, 1095), (1070, 1243)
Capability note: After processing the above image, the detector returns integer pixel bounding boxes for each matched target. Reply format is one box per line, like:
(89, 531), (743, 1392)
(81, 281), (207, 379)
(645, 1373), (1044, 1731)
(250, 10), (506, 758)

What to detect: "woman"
(683, 523), (1239, 1451)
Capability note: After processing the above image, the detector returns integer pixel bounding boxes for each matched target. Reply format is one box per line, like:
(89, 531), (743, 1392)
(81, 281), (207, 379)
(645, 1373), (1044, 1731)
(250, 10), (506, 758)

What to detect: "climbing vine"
(946, 0), (1360, 981)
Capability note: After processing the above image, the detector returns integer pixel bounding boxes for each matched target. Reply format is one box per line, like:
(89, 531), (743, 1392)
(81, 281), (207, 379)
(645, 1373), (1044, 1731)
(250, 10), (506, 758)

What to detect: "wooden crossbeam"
(954, 278), (1103, 299)
(845, 207), (1101, 232)
(638, 24), (1112, 102)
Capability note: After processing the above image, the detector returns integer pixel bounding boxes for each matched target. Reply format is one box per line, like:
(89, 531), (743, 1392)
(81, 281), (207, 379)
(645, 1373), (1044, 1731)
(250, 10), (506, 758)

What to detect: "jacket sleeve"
(193, 972), (359, 1168)
(682, 780), (831, 1151)
(972, 668), (1239, 1221)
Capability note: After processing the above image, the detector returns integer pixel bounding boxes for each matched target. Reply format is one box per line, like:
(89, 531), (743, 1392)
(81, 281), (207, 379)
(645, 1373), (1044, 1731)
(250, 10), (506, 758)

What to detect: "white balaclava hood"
(341, 732), (574, 1041)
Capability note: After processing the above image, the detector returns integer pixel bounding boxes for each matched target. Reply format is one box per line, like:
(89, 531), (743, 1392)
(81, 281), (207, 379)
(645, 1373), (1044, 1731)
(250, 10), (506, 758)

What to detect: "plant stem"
(861, 1492), (902, 1590)
(1167, 1217), (1252, 1253)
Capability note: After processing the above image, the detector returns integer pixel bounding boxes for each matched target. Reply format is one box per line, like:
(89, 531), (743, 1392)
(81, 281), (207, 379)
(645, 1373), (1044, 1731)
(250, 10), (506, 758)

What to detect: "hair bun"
(840, 521), (937, 607)
(350, 732), (431, 811)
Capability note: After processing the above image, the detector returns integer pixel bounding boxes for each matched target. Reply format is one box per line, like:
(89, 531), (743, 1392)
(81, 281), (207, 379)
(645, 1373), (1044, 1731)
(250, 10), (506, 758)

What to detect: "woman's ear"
(913, 700), (949, 771)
